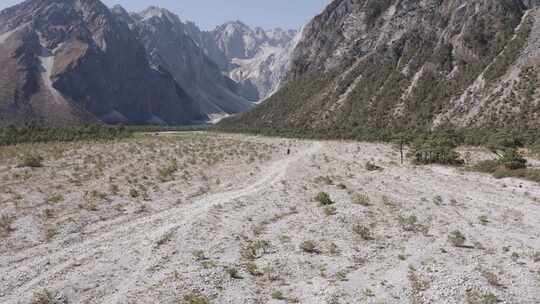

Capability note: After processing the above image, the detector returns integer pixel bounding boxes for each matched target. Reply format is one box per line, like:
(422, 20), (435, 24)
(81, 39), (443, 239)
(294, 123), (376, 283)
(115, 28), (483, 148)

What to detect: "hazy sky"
(0, 0), (330, 30)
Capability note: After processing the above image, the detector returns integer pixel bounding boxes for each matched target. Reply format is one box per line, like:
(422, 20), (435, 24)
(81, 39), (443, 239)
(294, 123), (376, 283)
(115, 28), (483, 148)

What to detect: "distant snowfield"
(207, 112), (231, 124)
(0, 29), (16, 44)
(38, 54), (64, 104)
(38, 39), (65, 104)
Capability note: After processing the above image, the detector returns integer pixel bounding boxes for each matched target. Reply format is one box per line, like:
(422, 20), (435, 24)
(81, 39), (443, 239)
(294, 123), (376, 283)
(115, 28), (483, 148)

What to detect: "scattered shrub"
(0, 214), (15, 237)
(271, 290), (286, 300)
(30, 290), (55, 304)
(184, 293), (210, 304)
(46, 194), (64, 204)
(246, 262), (262, 276)
(242, 240), (271, 260)
(129, 189), (140, 198)
(478, 215), (489, 225)
(433, 195), (443, 206)
(324, 206), (337, 216)
(365, 161), (383, 171)
(398, 215), (419, 232)
(352, 193), (370, 206)
(448, 230), (466, 247)
(314, 175), (333, 185)
(474, 150), (540, 183)
(158, 159), (178, 182)
(0, 124), (131, 146)
(315, 192), (334, 206)
(300, 240), (319, 254)
(226, 267), (243, 279)
(353, 224), (373, 240)
(408, 132), (464, 166)
(17, 153), (44, 168)
(192, 250), (208, 261)
(466, 291), (499, 304)
(498, 149), (527, 170)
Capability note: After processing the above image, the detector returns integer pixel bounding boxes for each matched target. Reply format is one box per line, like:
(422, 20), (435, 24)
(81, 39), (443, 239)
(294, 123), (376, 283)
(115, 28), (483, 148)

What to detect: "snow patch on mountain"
(0, 28), (16, 44)
(200, 22), (299, 101)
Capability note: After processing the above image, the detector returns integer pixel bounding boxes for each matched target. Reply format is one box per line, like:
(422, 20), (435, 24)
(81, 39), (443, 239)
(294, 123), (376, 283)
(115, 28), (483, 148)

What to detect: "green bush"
(315, 192), (334, 206)
(473, 148), (540, 182)
(184, 293), (210, 304)
(498, 148), (527, 170)
(448, 230), (466, 247)
(352, 193), (370, 206)
(300, 240), (319, 253)
(408, 131), (464, 165)
(0, 214), (15, 237)
(0, 124), (131, 146)
(353, 224), (373, 240)
(17, 153), (44, 168)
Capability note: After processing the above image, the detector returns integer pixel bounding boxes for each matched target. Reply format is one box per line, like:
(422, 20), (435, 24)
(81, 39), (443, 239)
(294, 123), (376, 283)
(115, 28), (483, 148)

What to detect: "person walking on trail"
(287, 148), (291, 155)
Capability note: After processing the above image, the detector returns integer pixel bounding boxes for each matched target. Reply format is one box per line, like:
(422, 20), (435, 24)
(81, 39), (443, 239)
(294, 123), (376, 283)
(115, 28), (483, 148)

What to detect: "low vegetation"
(1, 132), (537, 303)
(0, 214), (15, 237)
(352, 193), (370, 206)
(242, 239), (271, 260)
(30, 289), (56, 304)
(0, 124), (209, 146)
(300, 240), (319, 254)
(1, 124), (130, 146)
(215, 126), (539, 149)
(184, 293), (211, 304)
(17, 153), (44, 168)
(315, 192), (334, 206)
(271, 290), (286, 300)
(217, 126), (539, 182)
(473, 132), (540, 182)
(352, 224), (373, 240)
(408, 131), (464, 165)
(448, 230), (467, 247)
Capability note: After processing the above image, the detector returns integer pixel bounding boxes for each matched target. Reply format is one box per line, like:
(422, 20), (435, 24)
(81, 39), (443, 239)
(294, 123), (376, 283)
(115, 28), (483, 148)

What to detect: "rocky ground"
(1, 132), (539, 304)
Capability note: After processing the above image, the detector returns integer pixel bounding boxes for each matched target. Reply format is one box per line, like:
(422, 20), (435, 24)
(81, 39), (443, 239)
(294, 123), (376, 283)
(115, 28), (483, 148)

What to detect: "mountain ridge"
(0, 0), (299, 125)
(0, 0), (207, 125)
(183, 17), (298, 101)
(225, 0), (540, 131)
(120, 6), (253, 117)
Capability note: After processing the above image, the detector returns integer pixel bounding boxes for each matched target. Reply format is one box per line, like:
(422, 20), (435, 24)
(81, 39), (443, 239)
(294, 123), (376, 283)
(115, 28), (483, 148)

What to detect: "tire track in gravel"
(1, 142), (322, 304)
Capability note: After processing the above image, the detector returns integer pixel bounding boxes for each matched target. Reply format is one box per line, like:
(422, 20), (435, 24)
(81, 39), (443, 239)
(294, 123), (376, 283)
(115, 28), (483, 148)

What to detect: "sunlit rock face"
(229, 0), (540, 130)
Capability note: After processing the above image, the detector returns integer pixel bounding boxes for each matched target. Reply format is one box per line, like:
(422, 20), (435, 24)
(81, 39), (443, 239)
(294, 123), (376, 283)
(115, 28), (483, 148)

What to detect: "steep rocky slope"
(187, 21), (298, 101)
(120, 7), (252, 119)
(0, 0), (206, 126)
(228, 0), (540, 130)
(227, 27), (302, 100)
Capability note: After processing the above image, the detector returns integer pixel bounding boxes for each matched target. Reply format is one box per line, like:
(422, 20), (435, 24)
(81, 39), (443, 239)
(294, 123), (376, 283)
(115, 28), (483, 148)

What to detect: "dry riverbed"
(1, 132), (539, 304)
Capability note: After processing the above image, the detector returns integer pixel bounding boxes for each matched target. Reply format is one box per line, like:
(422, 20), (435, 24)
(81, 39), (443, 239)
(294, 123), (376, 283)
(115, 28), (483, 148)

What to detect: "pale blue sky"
(0, 0), (330, 30)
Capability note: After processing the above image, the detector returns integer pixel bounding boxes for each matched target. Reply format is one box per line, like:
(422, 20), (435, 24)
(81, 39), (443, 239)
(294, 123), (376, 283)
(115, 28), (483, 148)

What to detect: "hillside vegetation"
(225, 0), (540, 130)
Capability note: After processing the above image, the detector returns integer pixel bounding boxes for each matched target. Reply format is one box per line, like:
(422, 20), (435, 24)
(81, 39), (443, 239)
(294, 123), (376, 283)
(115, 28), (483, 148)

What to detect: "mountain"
(0, 0), (206, 126)
(227, 0), (540, 131)
(186, 21), (298, 101)
(226, 26), (302, 100)
(118, 6), (252, 121)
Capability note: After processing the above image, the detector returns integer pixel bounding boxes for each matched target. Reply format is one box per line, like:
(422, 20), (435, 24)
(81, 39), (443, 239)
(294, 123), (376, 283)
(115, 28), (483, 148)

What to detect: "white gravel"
(1, 133), (539, 304)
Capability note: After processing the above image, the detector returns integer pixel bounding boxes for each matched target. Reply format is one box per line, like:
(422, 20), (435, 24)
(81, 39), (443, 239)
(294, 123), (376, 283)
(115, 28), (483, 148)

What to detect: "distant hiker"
(287, 148), (291, 155)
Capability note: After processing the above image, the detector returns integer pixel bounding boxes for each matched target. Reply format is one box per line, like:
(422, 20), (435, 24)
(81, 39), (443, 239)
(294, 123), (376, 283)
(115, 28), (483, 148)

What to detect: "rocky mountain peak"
(522, 0), (540, 8)
(138, 6), (181, 24)
(228, 0), (540, 130)
(220, 20), (251, 33)
(0, 0), (299, 125)
(0, 0), (208, 125)
(128, 6), (252, 117)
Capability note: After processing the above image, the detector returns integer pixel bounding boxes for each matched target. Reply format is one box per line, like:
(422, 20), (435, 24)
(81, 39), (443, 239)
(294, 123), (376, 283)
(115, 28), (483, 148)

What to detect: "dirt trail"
(0, 141), (322, 304)
(2, 136), (540, 304)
